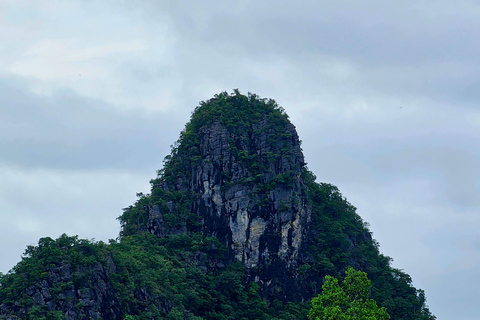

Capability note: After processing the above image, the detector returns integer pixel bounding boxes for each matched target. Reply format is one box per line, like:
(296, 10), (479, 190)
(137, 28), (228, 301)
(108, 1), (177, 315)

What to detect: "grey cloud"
(154, 1), (480, 64)
(0, 77), (186, 172)
(424, 264), (480, 320)
(302, 118), (480, 210)
(135, 0), (480, 108)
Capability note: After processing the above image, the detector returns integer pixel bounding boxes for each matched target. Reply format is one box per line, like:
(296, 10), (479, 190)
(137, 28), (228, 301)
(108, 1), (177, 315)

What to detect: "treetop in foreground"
(309, 268), (390, 320)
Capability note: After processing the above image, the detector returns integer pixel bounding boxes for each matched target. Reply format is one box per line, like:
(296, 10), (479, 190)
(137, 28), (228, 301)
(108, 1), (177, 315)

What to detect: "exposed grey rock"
(146, 205), (166, 237)
(0, 259), (121, 320)
(146, 117), (312, 300)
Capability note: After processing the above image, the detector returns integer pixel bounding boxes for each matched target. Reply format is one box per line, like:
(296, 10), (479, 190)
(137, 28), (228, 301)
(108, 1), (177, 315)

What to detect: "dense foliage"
(0, 234), (110, 319)
(308, 268), (390, 320)
(0, 91), (435, 320)
(0, 233), (307, 319)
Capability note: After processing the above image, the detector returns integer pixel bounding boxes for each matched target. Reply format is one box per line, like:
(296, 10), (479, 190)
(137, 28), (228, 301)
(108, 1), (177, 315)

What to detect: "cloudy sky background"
(1, 1), (479, 318)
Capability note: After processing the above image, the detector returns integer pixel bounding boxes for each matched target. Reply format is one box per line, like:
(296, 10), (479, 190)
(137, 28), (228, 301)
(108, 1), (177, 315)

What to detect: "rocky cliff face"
(136, 98), (314, 299)
(184, 120), (307, 268)
(195, 120), (308, 267)
(0, 240), (121, 320)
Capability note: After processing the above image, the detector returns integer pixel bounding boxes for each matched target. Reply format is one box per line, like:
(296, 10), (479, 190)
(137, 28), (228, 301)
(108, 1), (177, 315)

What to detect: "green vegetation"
(308, 268), (390, 320)
(156, 89), (291, 183)
(0, 234), (111, 319)
(0, 233), (307, 319)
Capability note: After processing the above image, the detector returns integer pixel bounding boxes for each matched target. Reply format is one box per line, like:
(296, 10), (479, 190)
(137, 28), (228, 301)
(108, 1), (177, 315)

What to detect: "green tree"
(308, 268), (390, 320)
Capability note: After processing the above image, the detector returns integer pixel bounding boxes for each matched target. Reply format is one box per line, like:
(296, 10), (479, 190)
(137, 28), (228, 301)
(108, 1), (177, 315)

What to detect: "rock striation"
(185, 120), (307, 268)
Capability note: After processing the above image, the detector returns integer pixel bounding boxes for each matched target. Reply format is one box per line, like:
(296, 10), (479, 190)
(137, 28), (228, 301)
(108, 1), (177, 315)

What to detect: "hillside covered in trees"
(0, 91), (435, 319)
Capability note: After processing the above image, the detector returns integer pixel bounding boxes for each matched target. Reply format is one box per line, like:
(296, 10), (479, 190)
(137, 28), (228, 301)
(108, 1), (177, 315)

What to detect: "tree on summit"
(308, 268), (390, 320)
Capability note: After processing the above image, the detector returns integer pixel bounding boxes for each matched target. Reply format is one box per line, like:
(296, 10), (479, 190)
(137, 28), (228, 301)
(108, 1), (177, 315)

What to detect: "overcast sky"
(1, 1), (479, 319)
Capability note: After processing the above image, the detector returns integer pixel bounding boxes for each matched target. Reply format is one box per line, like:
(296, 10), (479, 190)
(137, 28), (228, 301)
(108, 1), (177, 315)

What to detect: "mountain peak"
(120, 90), (308, 277)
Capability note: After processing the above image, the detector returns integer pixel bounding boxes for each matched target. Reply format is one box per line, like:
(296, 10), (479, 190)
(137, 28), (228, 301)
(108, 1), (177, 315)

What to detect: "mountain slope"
(0, 91), (435, 319)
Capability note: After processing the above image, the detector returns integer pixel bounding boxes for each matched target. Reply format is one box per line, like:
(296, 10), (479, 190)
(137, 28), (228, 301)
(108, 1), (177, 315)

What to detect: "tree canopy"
(308, 268), (390, 320)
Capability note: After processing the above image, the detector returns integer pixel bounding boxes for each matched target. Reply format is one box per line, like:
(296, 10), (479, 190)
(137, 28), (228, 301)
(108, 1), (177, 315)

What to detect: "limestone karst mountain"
(0, 91), (435, 319)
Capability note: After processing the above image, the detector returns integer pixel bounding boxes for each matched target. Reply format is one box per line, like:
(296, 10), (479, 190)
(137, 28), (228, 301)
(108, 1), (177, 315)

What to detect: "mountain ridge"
(0, 90), (435, 319)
